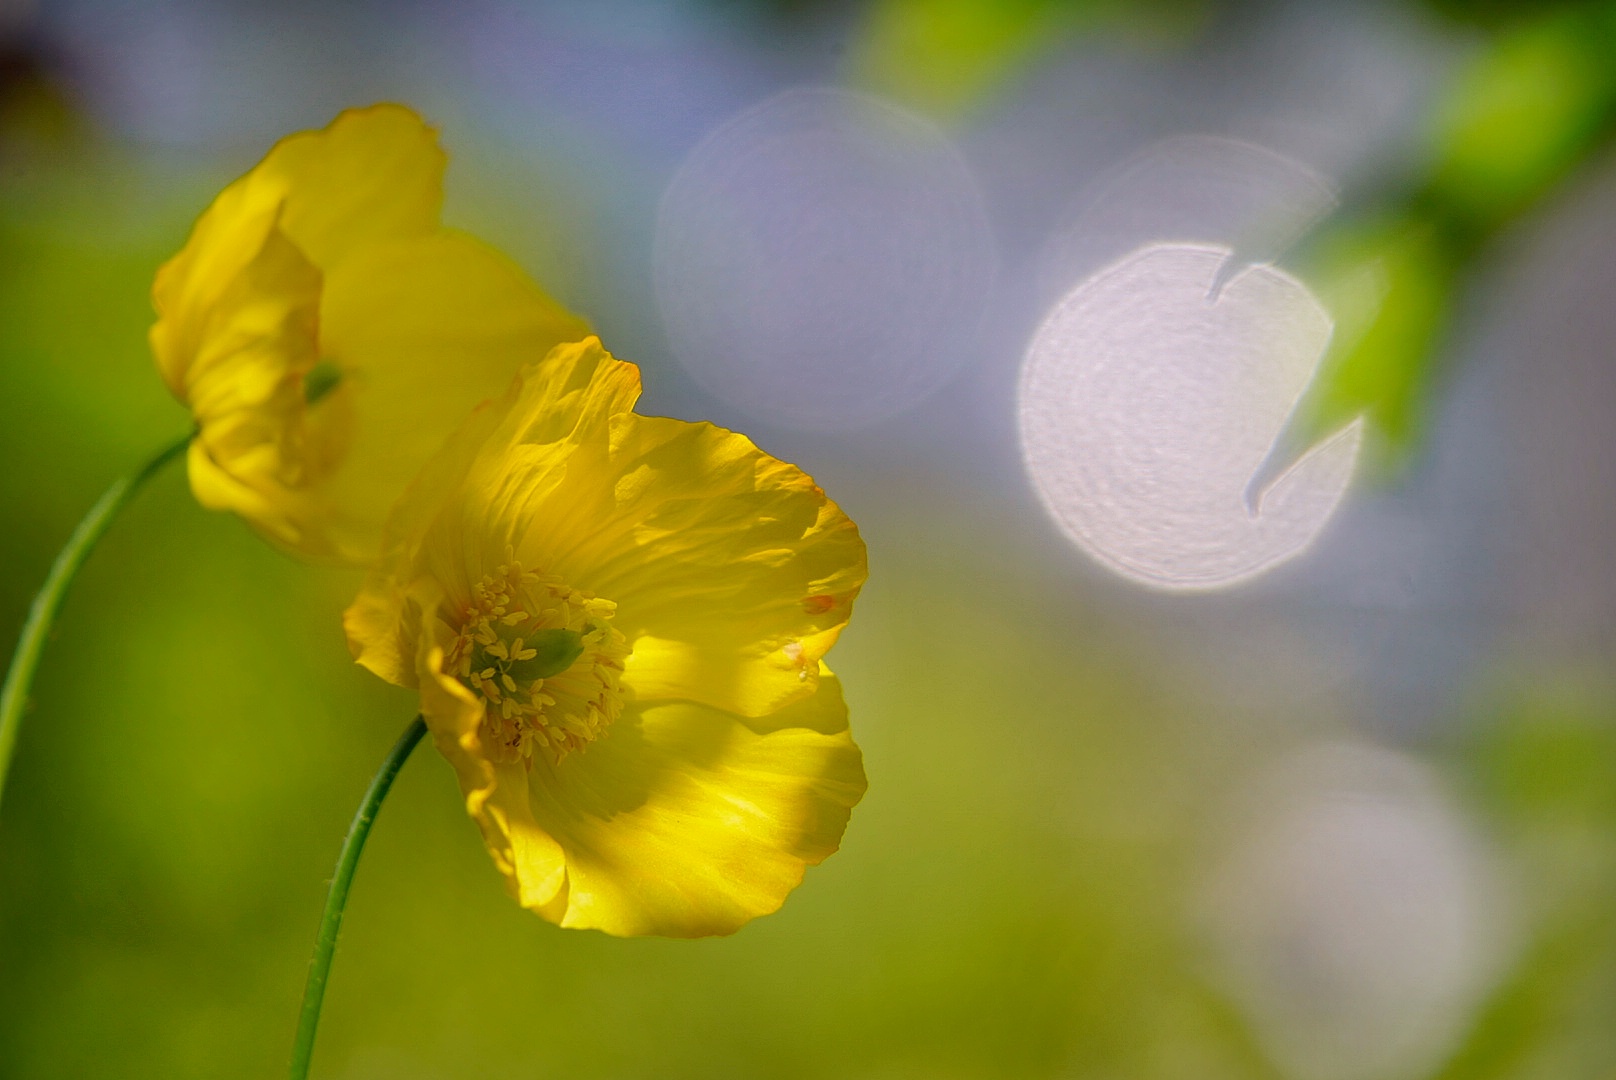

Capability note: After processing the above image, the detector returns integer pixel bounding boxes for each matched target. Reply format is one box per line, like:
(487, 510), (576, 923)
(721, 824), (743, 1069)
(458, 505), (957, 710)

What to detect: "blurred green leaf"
(1426, 10), (1616, 227)
(1248, 217), (1453, 498)
(1256, 6), (1616, 491)
(843, 0), (1203, 122)
(845, 0), (1090, 121)
(1470, 684), (1616, 827)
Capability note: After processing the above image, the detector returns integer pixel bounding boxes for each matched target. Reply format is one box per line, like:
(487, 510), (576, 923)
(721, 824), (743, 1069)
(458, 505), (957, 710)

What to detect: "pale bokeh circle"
(1200, 743), (1507, 1080)
(654, 86), (994, 430)
(1019, 243), (1360, 590)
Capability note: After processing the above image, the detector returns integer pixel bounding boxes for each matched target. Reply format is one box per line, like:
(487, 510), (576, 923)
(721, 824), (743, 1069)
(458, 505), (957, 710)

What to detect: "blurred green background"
(7, 1), (1616, 1077)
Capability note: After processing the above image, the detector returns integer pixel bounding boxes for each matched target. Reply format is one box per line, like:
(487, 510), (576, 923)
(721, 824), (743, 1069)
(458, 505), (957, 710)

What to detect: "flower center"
(446, 557), (629, 765)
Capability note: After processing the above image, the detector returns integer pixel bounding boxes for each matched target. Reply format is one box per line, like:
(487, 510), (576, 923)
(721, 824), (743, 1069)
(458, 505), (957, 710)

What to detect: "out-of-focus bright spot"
(1040, 134), (1338, 304)
(1019, 243), (1359, 591)
(654, 86), (994, 431)
(1200, 743), (1508, 1080)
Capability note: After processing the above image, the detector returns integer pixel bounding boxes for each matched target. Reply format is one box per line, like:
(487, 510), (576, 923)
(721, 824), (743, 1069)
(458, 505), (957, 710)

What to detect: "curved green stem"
(290, 716), (427, 1080)
(0, 430), (192, 812)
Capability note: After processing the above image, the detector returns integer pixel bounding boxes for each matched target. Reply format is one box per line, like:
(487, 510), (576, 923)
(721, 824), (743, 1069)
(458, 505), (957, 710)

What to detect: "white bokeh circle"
(1019, 243), (1359, 590)
(654, 86), (995, 430)
(1200, 743), (1507, 1080)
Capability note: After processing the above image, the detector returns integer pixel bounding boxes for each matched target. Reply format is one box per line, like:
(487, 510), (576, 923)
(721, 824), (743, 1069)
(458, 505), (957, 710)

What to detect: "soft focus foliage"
(1271, 4), (1616, 479)
(1262, 218), (1454, 485)
(844, 0), (1202, 120)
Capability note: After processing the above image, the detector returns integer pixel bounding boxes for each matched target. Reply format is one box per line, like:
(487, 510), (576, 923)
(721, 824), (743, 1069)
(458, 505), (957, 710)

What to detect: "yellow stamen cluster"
(446, 556), (629, 765)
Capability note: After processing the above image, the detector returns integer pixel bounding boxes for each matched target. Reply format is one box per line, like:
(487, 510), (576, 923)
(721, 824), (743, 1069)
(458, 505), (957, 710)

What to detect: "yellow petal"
(531, 414), (867, 716)
(309, 229), (591, 561)
(152, 103), (591, 563)
(413, 598), (568, 908)
(344, 337), (868, 937)
(466, 666), (864, 937)
(244, 102), (442, 271)
(152, 103), (439, 396)
(361, 337), (865, 714)
(155, 220), (328, 547)
(345, 337), (637, 684)
(345, 575), (434, 690)
(150, 193), (283, 402)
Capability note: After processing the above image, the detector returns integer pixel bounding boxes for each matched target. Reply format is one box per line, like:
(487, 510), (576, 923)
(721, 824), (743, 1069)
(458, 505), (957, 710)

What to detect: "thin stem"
(290, 715), (427, 1080)
(0, 430), (192, 812)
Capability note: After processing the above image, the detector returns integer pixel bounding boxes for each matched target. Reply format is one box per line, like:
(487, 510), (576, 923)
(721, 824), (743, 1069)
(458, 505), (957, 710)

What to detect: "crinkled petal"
(458, 665), (864, 937)
(530, 414), (866, 717)
(344, 336), (868, 939)
(360, 337), (865, 715)
(345, 337), (636, 684)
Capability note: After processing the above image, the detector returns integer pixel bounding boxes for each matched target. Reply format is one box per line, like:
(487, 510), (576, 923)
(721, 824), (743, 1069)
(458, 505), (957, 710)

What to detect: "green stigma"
(304, 360), (343, 404)
(480, 628), (586, 684)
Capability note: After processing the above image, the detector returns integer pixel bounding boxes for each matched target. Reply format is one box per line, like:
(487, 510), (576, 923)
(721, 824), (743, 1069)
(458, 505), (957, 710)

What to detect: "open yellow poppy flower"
(345, 338), (867, 937)
(150, 104), (588, 563)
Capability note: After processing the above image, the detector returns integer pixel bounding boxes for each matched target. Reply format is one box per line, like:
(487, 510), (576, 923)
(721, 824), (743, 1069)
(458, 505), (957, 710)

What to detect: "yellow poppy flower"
(344, 337), (867, 937)
(150, 104), (589, 563)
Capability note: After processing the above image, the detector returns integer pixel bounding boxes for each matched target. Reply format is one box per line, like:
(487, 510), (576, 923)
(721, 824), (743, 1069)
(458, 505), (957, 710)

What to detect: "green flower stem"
(0, 430), (193, 812)
(290, 715), (427, 1080)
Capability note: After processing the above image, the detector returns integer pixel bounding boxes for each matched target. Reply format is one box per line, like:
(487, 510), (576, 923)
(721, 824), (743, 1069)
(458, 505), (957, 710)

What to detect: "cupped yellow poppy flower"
(150, 104), (589, 563)
(344, 337), (867, 937)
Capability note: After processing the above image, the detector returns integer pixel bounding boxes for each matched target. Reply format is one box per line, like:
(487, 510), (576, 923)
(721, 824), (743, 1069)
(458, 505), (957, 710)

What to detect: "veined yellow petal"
(346, 338), (637, 685)
(498, 666), (862, 937)
(313, 230), (591, 561)
(343, 337), (867, 937)
(358, 338), (863, 715)
(528, 414), (865, 717)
